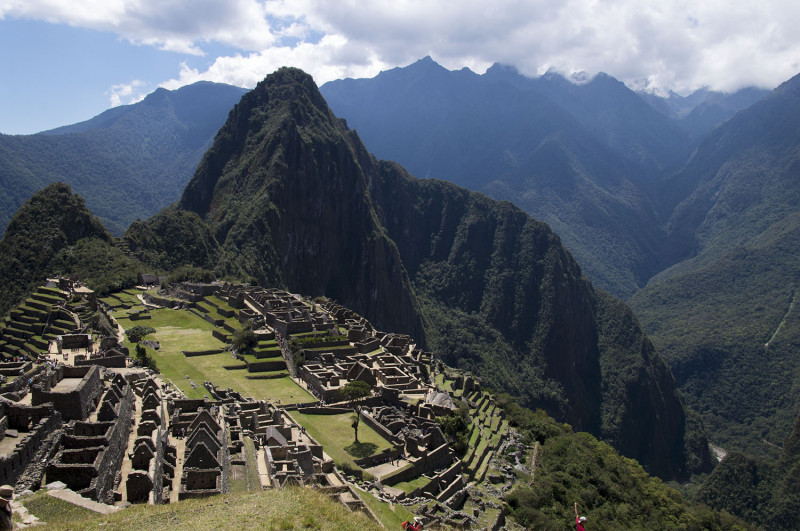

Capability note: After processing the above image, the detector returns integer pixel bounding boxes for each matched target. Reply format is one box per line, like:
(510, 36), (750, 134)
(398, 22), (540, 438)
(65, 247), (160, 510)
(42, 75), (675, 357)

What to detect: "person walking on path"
(574, 502), (587, 530)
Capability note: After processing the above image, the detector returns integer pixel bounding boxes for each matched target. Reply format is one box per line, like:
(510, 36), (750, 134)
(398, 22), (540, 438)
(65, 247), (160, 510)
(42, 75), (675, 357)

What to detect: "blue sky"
(2, 0), (799, 135)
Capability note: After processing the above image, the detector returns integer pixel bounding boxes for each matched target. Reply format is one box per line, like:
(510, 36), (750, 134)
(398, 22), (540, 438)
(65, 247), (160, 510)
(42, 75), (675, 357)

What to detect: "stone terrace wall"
(0, 401), (62, 486)
(75, 355), (127, 369)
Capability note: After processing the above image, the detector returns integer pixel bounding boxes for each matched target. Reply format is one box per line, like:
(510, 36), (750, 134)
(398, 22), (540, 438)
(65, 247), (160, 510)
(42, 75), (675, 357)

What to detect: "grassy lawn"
(207, 295), (236, 312)
(354, 486), (415, 529)
(16, 490), (95, 527)
(391, 474), (431, 494)
(243, 436), (261, 491)
(24, 488), (382, 531)
(118, 307), (313, 404)
(289, 412), (393, 469)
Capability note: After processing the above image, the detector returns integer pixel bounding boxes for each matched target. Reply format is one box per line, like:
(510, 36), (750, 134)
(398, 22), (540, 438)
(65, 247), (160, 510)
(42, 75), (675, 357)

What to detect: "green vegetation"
(694, 410), (800, 528)
(630, 218), (800, 457)
(353, 486), (415, 530)
(231, 322), (258, 353)
(340, 380), (371, 403)
(0, 183), (115, 317)
(126, 325), (156, 343)
(14, 491), (94, 527)
(20, 487), (381, 531)
(0, 82), (246, 237)
(116, 307), (311, 403)
(495, 394), (751, 530)
(50, 237), (140, 295)
(436, 405), (470, 457)
(290, 411), (392, 470)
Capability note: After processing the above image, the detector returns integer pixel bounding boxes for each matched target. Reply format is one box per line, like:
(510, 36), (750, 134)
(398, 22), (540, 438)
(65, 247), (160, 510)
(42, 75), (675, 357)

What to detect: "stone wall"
(183, 349), (226, 357)
(75, 355), (127, 368)
(32, 365), (102, 421)
(0, 402), (62, 486)
(45, 374), (133, 503)
(358, 410), (402, 445)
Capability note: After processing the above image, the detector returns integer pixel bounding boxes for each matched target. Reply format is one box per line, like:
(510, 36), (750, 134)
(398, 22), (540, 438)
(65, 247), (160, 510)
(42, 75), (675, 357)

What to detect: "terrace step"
(19, 306), (48, 320)
(25, 299), (51, 312)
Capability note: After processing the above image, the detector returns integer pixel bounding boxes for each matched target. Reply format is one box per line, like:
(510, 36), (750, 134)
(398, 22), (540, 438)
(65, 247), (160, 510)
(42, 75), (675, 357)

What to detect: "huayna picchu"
(0, 68), (746, 529)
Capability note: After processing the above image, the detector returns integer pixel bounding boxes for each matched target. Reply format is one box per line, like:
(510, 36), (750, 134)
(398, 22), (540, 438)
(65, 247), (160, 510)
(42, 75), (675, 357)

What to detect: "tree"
(341, 380), (371, 403)
(340, 381), (370, 444)
(232, 321), (258, 353)
(126, 325), (156, 344)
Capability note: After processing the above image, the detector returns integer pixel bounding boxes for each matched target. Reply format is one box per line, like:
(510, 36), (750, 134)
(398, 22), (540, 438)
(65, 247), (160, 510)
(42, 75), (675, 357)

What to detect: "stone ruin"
(169, 401), (230, 500)
(126, 378), (176, 504)
(0, 399), (62, 490)
(46, 373), (132, 503)
(0, 279), (509, 529)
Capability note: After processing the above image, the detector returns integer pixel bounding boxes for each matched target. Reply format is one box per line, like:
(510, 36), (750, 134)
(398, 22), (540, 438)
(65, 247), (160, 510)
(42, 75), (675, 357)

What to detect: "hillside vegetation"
(0, 82), (245, 235)
(0, 183), (139, 317)
(21, 486), (382, 530)
(630, 74), (800, 456)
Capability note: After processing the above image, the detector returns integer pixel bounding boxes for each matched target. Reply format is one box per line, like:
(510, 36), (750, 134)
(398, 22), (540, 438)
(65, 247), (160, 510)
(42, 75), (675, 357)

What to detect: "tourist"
(401, 516), (422, 530)
(0, 485), (13, 530)
(574, 502), (587, 530)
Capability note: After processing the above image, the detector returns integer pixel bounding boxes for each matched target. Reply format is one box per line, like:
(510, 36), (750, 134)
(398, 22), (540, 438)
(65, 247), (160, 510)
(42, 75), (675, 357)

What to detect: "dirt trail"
(765, 289), (797, 349)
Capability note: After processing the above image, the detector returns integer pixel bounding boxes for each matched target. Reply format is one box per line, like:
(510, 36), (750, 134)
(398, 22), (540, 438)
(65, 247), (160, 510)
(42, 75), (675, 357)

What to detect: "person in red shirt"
(574, 502), (587, 530)
(401, 516), (422, 530)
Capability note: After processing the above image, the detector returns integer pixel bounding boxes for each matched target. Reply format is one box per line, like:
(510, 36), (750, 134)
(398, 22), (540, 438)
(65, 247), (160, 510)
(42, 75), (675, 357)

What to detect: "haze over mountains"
(320, 57), (769, 299)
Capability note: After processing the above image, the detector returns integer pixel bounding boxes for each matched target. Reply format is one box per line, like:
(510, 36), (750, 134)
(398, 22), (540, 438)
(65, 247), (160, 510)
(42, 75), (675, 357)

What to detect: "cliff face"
(171, 67), (705, 479)
(368, 161), (700, 477)
(178, 68), (425, 341)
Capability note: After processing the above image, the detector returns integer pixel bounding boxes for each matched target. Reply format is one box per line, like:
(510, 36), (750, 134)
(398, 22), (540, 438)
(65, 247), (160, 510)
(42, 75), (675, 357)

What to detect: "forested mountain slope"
(630, 73), (800, 456)
(321, 57), (668, 298)
(0, 82), (246, 235)
(0, 183), (140, 316)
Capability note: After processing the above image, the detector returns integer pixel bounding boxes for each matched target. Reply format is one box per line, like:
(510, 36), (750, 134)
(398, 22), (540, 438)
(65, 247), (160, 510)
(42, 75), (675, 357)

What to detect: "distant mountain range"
(0, 81), (246, 235)
(320, 57), (768, 298)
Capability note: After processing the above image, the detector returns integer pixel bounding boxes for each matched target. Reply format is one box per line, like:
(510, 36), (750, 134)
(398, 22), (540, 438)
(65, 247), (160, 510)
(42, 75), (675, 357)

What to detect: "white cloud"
(159, 35), (391, 89)
(4, 0), (800, 93)
(107, 80), (147, 107)
(0, 0), (279, 54)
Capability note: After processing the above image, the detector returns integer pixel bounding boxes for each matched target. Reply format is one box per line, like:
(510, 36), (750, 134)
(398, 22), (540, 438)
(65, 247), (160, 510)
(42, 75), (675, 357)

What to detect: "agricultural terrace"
(100, 290), (313, 404)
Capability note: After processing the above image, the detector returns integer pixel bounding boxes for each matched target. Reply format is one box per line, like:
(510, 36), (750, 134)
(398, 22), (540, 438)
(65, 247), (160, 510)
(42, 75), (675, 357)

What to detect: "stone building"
(46, 373), (133, 503)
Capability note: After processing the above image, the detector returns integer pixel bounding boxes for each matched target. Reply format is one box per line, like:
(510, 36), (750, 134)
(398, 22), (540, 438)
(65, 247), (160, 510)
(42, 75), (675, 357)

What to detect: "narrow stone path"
(48, 488), (121, 514)
(170, 437), (186, 503)
(255, 445), (272, 488)
(117, 391), (143, 503)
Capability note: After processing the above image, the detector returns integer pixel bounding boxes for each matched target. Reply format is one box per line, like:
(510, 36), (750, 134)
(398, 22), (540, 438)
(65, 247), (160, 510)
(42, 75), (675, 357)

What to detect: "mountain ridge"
(0, 81), (246, 235)
(131, 67), (711, 479)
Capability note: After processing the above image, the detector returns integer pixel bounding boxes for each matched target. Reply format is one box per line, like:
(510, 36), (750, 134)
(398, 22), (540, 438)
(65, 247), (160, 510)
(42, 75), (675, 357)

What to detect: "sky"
(2, 0), (800, 135)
